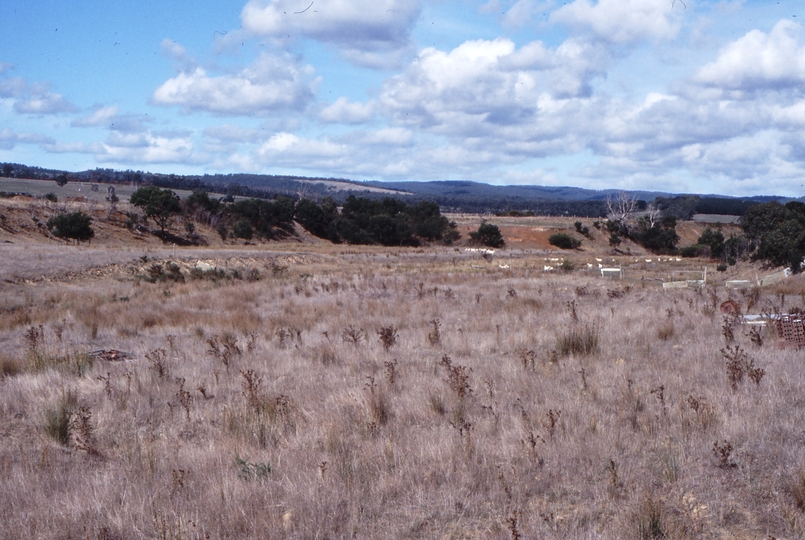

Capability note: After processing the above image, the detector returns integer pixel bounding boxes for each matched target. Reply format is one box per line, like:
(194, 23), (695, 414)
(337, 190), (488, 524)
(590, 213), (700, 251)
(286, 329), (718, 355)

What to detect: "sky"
(1, 0), (804, 197)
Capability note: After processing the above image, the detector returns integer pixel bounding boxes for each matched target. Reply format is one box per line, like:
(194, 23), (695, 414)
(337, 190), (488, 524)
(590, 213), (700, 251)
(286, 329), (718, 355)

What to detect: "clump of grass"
(633, 496), (665, 539)
(364, 375), (391, 429)
(685, 395), (718, 431)
(236, 456), (272, 481)
(43, 391), (76, 446)
(656, 322), (674, 341)
(1, 355), (24, 378)
(787, 467), (805, 511)
(556, 324), (599, 357)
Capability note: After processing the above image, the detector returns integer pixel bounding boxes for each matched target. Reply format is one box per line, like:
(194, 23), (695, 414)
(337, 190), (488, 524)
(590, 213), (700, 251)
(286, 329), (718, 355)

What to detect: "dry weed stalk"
(440, 355), (472, 399)
(720, 345), (765, 390)
(712, 439), (737, 469)
(427, 319), (441, 346)
(342, 325), (365, 346)
(146, 348), (169, 379)
(384, 359), (399, 385)
(377, 325), (398, 351)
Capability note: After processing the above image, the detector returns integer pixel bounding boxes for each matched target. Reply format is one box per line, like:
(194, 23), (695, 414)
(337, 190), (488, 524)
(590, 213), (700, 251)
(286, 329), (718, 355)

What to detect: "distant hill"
(0, 161), (791, 217)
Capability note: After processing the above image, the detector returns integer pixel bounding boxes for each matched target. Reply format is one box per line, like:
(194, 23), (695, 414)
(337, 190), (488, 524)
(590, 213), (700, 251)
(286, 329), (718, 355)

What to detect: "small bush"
(549, 233), (581, 250)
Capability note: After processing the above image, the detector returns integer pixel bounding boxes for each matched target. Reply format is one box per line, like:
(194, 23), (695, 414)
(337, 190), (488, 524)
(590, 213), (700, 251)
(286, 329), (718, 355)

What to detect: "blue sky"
(1, 0), (804, 196)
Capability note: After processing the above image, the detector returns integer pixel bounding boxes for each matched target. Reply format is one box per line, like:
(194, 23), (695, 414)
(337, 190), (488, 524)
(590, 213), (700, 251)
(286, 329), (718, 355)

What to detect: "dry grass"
(2, 240), (805, 539)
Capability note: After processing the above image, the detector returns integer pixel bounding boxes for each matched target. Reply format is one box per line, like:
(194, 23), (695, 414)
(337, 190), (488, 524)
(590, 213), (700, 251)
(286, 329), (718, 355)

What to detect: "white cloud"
(0, 70), (75, 115)
(152, 52), (317, 115)
(0, 128), (55, 150)
(380, 37), (606, 136)
(240, 0), (420, 68)
(160, 39), (197, 73)
(319, 97), (375, 124)
(257, 132), (344, 157)
(694, 20), (805, 93)
(71, 106), (120, 127)
(95, 131), (198, 164)
(203, 124), (265, 143)
(551, 0), (682, 44)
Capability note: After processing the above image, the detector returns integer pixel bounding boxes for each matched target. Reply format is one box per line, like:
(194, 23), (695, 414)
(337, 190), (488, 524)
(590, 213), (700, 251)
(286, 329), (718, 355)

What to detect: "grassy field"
(1, 194), (803, 539)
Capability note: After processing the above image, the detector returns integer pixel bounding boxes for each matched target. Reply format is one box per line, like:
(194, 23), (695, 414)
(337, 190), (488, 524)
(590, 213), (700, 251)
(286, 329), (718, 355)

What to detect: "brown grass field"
(2, 190), (805, 539)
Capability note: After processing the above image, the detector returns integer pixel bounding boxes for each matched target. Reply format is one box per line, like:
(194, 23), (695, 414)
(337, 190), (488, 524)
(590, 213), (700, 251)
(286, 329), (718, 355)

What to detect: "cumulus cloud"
(319, 97), (375, 124)
(240, 0), (420, 68)
(0, 69), (75, 115)
(379, 37), (607, 137)
(96, 131), (198, 165)
(693, 20), (805, 94)
(152, 52), (317, 115)
(551, 0), (682, 44)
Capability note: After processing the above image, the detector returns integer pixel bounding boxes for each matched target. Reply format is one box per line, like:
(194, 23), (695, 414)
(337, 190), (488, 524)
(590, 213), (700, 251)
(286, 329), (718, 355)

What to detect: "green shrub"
(47, 211), (94, 244)
(549, 233), (581, 250)
(470, 223), (504, 248)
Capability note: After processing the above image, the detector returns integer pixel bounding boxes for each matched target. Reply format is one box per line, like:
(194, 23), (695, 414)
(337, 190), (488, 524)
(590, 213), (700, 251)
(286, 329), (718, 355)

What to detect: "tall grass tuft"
(556, 324), (600, 357)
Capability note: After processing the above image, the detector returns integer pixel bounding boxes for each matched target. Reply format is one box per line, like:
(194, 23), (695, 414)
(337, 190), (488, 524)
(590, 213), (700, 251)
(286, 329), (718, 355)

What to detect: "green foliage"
(294, 197), (340, 242)
(130, 186), (182, 235)
(574, 221), (590, 237)
(470, 222), (505, 248)
(47, 211), (94, 244)
(232, 219), (254, 240)
(549, 233), (581, 250)
(55, 174), (68, 187)
(43, 192), (58, 203)
(186, 190), (221, 213)
(632, 216), (679, 254)
(654, 195), (700, 220)
(741, 201), (805, 270)
(227, 196), (295, 239)
(679, 245), (705, 258)
(698, 228), (725, 259)
(296, 195), (456, 246)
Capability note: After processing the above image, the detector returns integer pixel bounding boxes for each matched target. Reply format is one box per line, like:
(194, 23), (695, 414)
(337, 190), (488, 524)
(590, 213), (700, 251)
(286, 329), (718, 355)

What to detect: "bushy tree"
(47, 211), (94, 244)
(741, 201), (805, 271)
(698, 228), (725, 259)
(470, 222), (504, 248)
(232, 219), (254, 240)
(130, 186), (182, 236)
(632, 215), (679, 254)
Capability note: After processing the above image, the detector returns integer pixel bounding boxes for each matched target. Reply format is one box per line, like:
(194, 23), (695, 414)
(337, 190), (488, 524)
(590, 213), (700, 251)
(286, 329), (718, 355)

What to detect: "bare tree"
(645, 203), (662, 228)
(606, 192), (638, 224)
